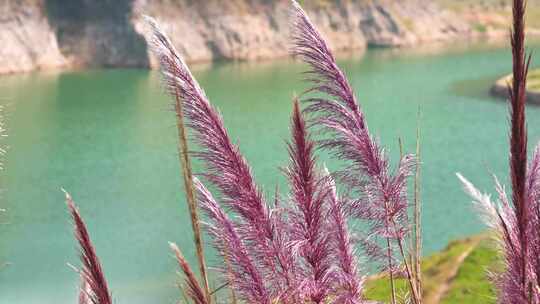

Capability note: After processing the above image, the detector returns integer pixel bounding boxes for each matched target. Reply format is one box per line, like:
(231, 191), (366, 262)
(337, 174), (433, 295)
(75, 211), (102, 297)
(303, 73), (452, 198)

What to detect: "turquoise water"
(1, 41), (540, 303)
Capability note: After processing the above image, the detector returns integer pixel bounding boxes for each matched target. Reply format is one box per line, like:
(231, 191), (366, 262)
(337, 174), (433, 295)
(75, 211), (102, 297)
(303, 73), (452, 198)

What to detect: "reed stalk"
(394, 227), (420, 304)
(509, 0), (531, 297)
(413, 109), (423, 300)
(173, 87), (212, 302)
(64, 190), (112, 304)
(146, 18), (211, 301)
(386, 237), (397, 304)
(170, 242), (209, 304)
(148, 18), (277, 303)
(408, 108), (423, 303)
(223, 247), (238, 304)
(458, 1), (539, 302)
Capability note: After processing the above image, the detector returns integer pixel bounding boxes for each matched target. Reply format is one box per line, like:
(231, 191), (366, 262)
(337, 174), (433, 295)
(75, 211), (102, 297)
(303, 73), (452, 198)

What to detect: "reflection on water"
(1, 40), (540, 303)
(449, 76), (499, 100)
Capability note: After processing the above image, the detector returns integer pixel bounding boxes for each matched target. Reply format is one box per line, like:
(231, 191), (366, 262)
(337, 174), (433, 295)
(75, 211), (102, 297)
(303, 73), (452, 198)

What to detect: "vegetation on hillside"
(526, 69), (540, 92)
(441, 239), (499, 304)
(366, 235), (499, 304)
(438, 0), (540, 29)
(495, 69), (540, 92)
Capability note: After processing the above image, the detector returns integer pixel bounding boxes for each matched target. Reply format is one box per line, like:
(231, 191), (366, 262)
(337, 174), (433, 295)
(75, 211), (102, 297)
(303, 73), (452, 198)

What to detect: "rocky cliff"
(0, 0), (66, 73)
(0, 0), (535, 74)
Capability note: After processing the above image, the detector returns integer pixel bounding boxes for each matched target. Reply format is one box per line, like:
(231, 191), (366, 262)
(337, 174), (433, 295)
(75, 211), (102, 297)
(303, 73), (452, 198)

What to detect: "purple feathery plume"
(324, 168), (364, 304)
(79, 276), (90, 304)
(457, 1), (540, 297)
(286, 99), (332, 303)
(528, 145), (540, 294)
(290, 1), (418, 301)
(509, 0), (529, 224)
(169, 242), (209, 304)
(457, 173), (518, 264)
(457, 171), (534, 303)
(146, 17), (295, 294)
(65, 191), (112, 304)
(193, 178), (271, 304)
(290, 0), (414, 271)
(289, 1), (364, 131)
(459, 1), (538, 303)
(508, 0), (533, 301)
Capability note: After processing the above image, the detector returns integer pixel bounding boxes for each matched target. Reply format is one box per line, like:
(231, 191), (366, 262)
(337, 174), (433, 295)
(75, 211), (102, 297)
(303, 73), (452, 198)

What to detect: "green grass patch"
(498, 69), (540, 93)
(473, 23), (488, 33)
(435, 1), (540, 30)
(364, 236), (483, 303)
(440, 239), (499, 304)
(365, 276), (410, 303)
(526, 7), (540, 28)
(528, 69), (540, 93)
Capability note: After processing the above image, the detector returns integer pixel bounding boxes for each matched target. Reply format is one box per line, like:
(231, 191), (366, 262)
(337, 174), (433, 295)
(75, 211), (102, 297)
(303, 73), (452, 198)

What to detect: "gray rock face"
(45, 0), (148, 68)
(131, 0), (475, 68)
(0, 0), (521, 74)
(132, 0), (368, 66)
(0, 0), (66, 74)
(358, 1), (470, 47)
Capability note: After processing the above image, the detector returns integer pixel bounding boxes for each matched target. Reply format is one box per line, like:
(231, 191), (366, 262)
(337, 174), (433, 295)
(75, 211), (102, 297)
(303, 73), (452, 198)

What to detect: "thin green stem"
(386, 237), (397, 304)
(174, 90), (211, 303)
(414, 107), (423, 300)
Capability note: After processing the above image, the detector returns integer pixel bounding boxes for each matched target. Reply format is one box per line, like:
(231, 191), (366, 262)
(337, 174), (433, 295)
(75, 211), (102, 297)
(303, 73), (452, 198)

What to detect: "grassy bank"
(365, 234), (499, 303)
(528, 69), (540, 92)
(437, 0), (540, 30)
(502, 68), (540, 92)
(492, 68), (540, 102)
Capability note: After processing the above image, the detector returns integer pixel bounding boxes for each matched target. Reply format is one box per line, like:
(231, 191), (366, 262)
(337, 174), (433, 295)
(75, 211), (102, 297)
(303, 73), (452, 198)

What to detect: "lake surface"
(1, 40), (540, 303)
